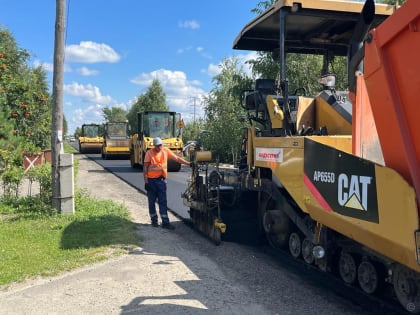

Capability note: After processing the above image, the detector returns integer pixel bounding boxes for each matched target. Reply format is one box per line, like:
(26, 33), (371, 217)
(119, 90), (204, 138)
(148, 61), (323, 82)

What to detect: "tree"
(74, 126), (81, 138)
(127, 79), (169, 134)
(380, 0), (404, 4)
(0, 28), (51, 164)
(286, 54), (347, 96)
(102, 106), (128, 122)
(203, 57), (252, 164)
(182, 118), (205, 144)
(250, 0), (274, 15)
(248, 1), (348, 95)
(63, 114), (68, 135)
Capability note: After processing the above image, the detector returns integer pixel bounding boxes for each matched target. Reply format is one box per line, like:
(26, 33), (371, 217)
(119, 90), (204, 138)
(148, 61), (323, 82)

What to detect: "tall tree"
(182, 118), (205, 145)
(127, 79), (169, 134)
(0, 28), (51, 165)
(203, 57), (252, 164)
(102, 106), (128, 122)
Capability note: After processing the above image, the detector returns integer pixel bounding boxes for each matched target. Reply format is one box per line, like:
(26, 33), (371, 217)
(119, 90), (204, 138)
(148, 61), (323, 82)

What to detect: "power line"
(188, 96), (206, 123)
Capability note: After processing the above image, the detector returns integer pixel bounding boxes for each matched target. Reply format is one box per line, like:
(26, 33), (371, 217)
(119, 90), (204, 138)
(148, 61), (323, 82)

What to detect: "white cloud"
(206, 63), (221, 77)
(113, 102), (131, 112)
(177, 46), (192, 54)
(71, 108), (85, 125)
(64, 86), (137, 133)
(66, 102), (134, 134)
(204, 52), (258, 78)
(176, 46), (211, 59)
(196, 46), (212, 59)
(77, 66), (99, 76)
(178, 20), (200, 30)
(70, 105), (104, 127)
(236, 51), (258, 77)
(85, 104), (105, 121)
(33, 60), (54, 72)
(64, 82), (114, 104)
(65, 41), (120, 63)
(130, 69), (207, 118)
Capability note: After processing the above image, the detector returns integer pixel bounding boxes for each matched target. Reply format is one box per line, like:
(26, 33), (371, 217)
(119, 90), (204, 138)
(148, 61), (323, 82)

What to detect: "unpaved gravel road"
(0, 155), (389, 315)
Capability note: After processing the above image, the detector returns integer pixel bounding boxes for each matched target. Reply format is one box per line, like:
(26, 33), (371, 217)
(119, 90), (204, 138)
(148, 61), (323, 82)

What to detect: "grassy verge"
(0, 146), (141, 286)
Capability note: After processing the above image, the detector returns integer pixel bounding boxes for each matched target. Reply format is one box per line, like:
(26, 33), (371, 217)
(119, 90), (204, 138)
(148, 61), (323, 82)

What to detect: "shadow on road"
(61, 215), (139, 249)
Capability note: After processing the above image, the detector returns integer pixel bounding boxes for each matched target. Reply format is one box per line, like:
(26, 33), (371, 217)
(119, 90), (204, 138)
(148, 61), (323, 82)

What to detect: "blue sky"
(1, 0), (258, 133)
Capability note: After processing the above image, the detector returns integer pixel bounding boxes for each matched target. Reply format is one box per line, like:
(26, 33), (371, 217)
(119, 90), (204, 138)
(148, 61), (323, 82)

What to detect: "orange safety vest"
(145, 148), (169, 179)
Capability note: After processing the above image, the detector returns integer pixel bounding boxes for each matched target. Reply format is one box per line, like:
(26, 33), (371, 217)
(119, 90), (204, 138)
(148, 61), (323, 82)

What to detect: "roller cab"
(101, 121), (130, 160)
(78, 124), (103, 154)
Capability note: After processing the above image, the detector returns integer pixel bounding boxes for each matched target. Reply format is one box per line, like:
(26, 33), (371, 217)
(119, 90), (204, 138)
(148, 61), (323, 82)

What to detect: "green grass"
(63, 141), (78, 154)
(0, 155), (141, 285)
(0, 191), (141, 285)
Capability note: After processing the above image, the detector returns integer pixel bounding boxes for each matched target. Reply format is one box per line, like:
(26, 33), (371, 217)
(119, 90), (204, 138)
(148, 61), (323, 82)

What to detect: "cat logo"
(304, 138), (379, 223)
(337, 174), (372, 211)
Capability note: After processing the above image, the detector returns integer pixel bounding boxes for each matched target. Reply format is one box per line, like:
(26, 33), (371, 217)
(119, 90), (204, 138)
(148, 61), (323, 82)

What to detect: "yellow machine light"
(195, 151), (212, 162)
(214, 219), (226, 234)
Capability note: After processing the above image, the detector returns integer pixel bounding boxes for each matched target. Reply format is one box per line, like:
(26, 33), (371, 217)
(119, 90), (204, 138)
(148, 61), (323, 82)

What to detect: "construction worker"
(144, 137), (191, 229)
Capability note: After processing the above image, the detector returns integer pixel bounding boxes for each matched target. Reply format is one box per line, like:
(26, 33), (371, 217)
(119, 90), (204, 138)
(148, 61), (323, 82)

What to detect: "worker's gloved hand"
(144, 183), (150, 191)
(189, 162), (193, 167)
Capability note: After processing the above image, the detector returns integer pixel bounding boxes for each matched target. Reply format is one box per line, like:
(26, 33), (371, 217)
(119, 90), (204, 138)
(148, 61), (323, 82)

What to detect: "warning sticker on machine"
(256, 148), (283, 163)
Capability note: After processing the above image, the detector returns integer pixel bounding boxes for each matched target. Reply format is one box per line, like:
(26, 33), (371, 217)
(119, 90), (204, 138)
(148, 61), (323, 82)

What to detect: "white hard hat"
(153, 137), (163, 146)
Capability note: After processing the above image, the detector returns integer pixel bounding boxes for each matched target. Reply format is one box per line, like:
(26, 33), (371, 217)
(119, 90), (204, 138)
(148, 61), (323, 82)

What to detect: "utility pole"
(51, 0), (66, 212)
(190, 96), (202, 123)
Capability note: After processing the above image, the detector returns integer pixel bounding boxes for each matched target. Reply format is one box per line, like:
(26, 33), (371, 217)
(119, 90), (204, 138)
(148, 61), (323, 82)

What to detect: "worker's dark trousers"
(147, 177), (169, 224)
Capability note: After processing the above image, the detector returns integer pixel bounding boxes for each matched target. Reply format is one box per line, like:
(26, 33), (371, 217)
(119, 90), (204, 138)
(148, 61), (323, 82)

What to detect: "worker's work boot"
(161, 223), (175, 230)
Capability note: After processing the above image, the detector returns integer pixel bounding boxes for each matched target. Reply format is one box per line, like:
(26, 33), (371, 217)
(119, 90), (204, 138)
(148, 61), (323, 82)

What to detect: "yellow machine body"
(78, 124), (103, 154)
(129, 111), (184, 172)
(252, 131), (420, 272)
(185, 1), (420, 311)
(101, 121), (130, 159)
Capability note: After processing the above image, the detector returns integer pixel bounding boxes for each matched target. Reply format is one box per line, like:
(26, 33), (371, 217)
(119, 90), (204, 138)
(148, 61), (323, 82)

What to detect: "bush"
(1, 161), (53, 215)
(27, 162), (52, 203)
(1, 165), (24, 198)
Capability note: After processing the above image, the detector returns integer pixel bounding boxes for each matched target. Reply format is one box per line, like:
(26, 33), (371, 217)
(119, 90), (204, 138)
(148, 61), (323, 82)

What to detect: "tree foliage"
(203, 57), (252, 164)
(127, 79), (169, 134)
(63, 115), (68, 135)
(196, 0), (349, 165)
(0, 28), (51, 167)
(251, 0), (274, 15)
(182, 118), (206, 145)
(286, 54), (347, 96)
(74, 126), (81, 138)
(102, 106), (128, 123)
(247, 1), (348, 95)
(380, 0), (404, 4)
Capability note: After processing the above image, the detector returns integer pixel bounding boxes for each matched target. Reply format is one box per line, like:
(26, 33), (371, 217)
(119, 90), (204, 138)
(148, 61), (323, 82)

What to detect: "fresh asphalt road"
(83, 153), (192, 219)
